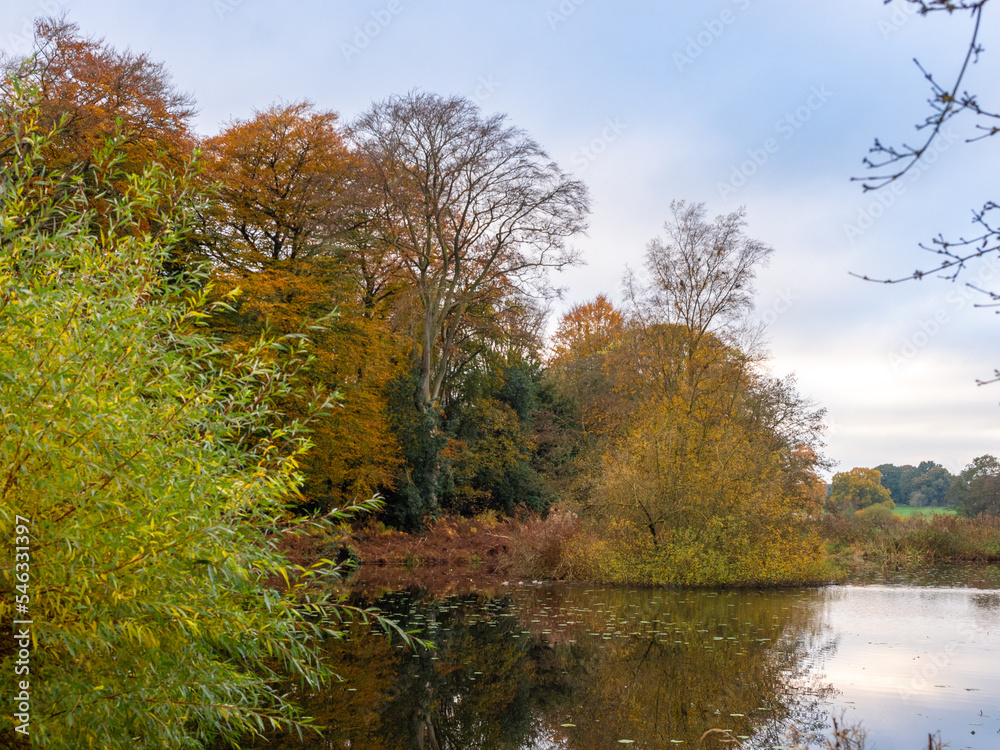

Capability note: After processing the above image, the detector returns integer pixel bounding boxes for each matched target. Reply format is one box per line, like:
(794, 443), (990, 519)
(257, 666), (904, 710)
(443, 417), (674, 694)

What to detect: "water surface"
(253, 566), (1000, 749)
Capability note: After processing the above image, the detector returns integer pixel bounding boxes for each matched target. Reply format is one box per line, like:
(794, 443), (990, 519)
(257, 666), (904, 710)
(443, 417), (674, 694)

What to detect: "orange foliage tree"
(201, 101), (405, 509)
(1, 18), (195, 174)
(548, 294), (625, 363)
(537, 296), (632, 502)
(199, 101), (358, 269)
(208, 262), (405, 508)
(1, 18), (200, 279)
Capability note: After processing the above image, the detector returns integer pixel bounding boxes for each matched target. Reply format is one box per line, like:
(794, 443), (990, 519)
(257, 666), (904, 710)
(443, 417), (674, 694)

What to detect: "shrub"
(0, 95), (391, 748)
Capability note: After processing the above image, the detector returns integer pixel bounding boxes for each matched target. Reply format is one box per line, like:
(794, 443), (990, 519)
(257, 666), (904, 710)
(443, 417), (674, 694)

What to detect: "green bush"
(0, 94), (390, 748)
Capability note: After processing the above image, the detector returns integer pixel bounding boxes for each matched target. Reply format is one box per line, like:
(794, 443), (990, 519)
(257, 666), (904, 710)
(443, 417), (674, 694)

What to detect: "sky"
(5, 0), (999, 476)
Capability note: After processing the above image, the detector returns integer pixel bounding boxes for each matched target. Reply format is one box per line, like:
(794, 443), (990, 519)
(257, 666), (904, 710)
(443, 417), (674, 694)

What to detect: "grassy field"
(892, 506), (957, 518)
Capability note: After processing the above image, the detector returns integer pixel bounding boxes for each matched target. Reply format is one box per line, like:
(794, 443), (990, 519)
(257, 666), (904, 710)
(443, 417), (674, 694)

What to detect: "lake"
(254, 565), (1000, 749)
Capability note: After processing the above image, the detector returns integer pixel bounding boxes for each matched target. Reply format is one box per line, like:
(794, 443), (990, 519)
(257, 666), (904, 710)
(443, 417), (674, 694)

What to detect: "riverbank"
(343, 508), (1000, 588)
(821, 510), (1000, 564)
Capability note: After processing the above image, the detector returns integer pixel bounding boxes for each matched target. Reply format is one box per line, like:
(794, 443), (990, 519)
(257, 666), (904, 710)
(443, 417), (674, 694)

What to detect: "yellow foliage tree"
(830, 467), (894, 512)
(596, 348), (828, 585)
(566, 203), (830, 585)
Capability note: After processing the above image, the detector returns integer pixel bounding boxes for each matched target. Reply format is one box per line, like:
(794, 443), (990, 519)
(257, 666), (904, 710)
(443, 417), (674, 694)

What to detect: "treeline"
(4, 18), (584, 529)
(1, 19), (831, 550)
(829, 456), (999, 517)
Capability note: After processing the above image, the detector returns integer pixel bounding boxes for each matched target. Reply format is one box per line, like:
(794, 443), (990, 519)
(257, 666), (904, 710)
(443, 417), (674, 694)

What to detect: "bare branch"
(854, 1), (989, 191)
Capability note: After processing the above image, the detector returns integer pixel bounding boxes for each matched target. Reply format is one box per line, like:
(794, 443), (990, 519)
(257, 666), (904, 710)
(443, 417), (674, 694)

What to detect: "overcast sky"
(6, 0), (999, 476)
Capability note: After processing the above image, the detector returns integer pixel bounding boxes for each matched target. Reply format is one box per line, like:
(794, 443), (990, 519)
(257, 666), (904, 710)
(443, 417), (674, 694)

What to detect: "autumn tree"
(548, 294), (626, 363)
(597, 339), (828, 580)
(829, 468), (894, 512)
(351, 90), (590, 517)
(1, 17), (195, 175)
(557, 205), (829, 584)
(201, 101), (406, 510)
(538, 295), (631, 503)
(207, 264), (406, 510)
(199, 101), (356, 268)
(0, 17), (200, 285)
(546, 295), (631, 439)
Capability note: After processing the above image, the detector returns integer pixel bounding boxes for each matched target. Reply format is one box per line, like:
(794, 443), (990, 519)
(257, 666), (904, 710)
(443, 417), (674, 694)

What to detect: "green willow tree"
(0, 95), (393, 748)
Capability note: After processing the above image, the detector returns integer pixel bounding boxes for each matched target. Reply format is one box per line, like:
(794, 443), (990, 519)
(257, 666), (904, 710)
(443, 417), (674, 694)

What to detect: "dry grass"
(821, 511), (1000, 562)
(351, 512), (512, 570)
(500, 506), (582, 578)
(347, 506), (584, 581)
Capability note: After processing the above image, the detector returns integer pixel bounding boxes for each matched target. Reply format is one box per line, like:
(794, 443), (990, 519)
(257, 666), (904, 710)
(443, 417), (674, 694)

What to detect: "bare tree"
(636, 201), (772, 344)
(623, 201), (773, 400)
(350, 90), (590, 511)
(351, 91), (590, 413)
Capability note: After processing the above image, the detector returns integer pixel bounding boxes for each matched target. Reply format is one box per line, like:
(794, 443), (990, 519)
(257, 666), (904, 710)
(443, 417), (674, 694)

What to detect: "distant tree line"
(829, 456), (999, 517)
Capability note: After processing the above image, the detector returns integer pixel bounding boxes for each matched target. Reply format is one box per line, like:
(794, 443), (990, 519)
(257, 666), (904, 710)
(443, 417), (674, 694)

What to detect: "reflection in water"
(250, 584), (837, 749)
